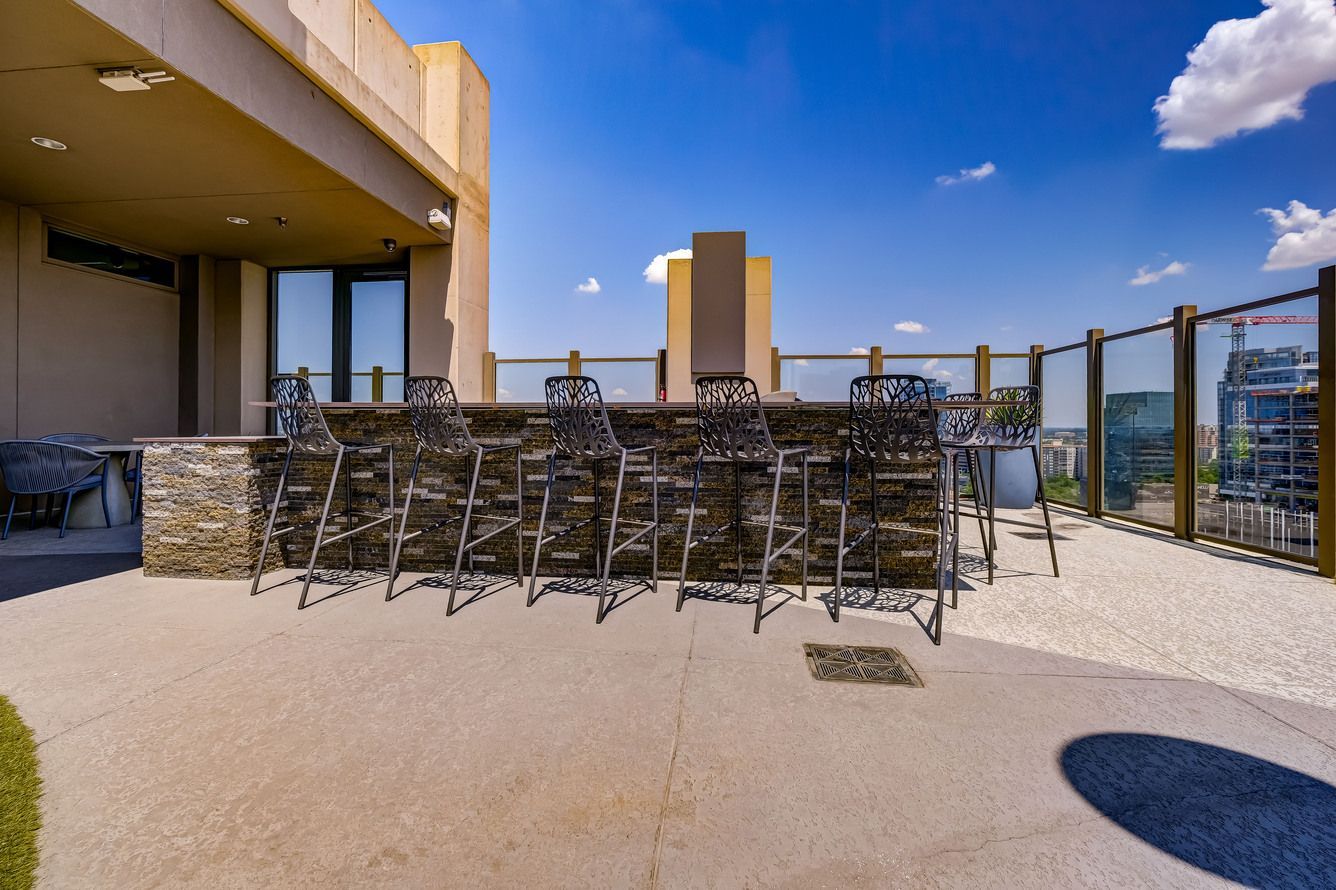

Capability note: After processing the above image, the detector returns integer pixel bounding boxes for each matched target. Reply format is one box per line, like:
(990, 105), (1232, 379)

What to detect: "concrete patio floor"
(2, 509), (1335, 888)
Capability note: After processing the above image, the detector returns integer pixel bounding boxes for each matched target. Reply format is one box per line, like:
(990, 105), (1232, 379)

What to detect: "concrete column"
(179, 256), (217, 436)
(415, 41), (490, 400)
(745, 257), (772, 388)
(0, 200), (17, 440)
(213, 259), (269, 435)
(665, 258), (693, 402)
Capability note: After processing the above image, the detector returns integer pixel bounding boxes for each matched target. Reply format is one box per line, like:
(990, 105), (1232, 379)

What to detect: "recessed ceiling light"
(226, 217), (249, 225)
(31, 137), (67, 151)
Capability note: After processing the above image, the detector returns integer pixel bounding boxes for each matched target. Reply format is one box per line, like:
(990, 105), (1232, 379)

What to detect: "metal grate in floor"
(802, 644), (922, 686)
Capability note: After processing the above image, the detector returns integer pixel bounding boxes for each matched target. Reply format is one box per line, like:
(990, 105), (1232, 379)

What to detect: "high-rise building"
(1217, 346), (1318, 509)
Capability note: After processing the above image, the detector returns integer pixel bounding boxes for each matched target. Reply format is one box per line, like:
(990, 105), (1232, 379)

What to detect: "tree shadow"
(1061, 733), (1336, 887)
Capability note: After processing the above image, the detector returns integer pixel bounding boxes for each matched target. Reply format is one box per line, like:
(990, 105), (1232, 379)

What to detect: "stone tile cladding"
(143, 406), (938, 588)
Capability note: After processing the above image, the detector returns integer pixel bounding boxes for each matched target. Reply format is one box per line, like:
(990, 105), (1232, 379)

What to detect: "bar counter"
(140, 403), (939, 588)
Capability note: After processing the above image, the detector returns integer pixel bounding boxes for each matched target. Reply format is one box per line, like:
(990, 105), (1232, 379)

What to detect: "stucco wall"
(11, 210), (180, 440)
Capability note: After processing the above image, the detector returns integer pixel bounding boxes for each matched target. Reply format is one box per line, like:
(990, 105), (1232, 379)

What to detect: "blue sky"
(376, 0), (1336, 360)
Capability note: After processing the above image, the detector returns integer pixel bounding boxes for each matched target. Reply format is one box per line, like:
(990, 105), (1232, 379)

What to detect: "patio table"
(67, 441), (143, 528)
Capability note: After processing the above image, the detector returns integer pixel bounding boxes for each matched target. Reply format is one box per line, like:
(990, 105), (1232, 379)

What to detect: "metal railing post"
(869, 346), (883, 376)
(1172, 305), (1197, 540)
(771, 347), (781, 392)
(1085, 328), (1104, 517)
(371, 365), (384, 402)
(1319, 265), (1335, 578)
(975, 345), (990, 395)
(1029, 344), (1044, 386)
(297, 366), (309, 379)
(482, 351), (496, 402)
(656, 348), (667, 401)
(568, 349), (581, 377)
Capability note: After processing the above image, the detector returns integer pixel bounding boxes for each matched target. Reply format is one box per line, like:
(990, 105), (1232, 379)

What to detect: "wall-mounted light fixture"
(98, 67), (176, 92)
(427, 205), (451, 231)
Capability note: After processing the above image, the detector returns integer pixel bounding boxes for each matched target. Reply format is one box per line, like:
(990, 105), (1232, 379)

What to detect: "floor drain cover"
(802, 644), (922, 686)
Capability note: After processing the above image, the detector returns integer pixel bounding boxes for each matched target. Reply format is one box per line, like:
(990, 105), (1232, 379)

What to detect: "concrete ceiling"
(0, 0), (447, 267)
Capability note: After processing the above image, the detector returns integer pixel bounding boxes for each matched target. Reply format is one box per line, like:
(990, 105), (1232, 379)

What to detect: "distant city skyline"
(375, 0), (1336, 358)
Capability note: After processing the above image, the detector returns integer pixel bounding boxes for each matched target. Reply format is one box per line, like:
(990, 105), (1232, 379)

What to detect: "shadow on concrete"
(391, 570), (521, 610)
(530, 576), (653, 617)
(0, 553), (143, 602)
(1061, 732), (1336, 887)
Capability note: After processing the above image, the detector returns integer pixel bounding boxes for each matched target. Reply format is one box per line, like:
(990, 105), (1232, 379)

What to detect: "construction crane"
(1195, 315), (1318, 496)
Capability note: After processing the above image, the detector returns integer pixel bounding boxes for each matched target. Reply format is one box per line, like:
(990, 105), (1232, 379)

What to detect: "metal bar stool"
(833, 375), (958, 644)
(250, 374), (396, 609)
(677, 375), (810, 634)
(952, 385), (1059, 584)
(385, 376), (524, 612)
(937, 392), (991, 565)
(528, 376), (660, 623)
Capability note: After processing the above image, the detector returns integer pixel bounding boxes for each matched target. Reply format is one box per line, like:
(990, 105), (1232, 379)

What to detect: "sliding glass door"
(273, 267), (407, 402)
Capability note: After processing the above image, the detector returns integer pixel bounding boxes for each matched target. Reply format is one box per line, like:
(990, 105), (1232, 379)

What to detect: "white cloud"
(497, 387), (512, 398)
(848, 347), (870, 355)
(612, 387), (628, 397)
(935, 161), (996, 186)
(575, 276), (601, 294)
(1260, 200), (1336, 269)
(1128, 260), (1190, 286)
(1154, 0), (1336, 149)
(894, 320), (929, 334)
(642, 248), (692, 284)
(921, 358), (939, 372)
(1155, 316), (1174, 324)
(794, 358), (810, 367)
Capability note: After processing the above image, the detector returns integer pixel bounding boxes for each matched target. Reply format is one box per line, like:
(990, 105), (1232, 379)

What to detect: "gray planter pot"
(977, 449), (1037, 510)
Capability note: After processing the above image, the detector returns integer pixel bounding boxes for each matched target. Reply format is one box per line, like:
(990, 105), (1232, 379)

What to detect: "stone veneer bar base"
(142, 406), (938, 588)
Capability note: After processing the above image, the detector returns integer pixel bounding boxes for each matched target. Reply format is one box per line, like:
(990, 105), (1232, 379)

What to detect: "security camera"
(427, 207), (452, 231)
(383, 238), (397, 253)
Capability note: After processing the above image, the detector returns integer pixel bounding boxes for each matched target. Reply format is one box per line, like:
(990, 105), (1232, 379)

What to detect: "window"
(272, 267), (407, 402)
(46, 227), (176, 288)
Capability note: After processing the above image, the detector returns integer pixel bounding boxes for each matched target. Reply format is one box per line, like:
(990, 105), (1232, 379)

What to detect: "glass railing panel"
(1101, 327), (1175, 527)
(1192, 295), (1319, 559)
(581, 359), (658, 402)
(882, 357), (977, 399)
(990, 356), (1031, 390)
(1038, 347), (1087, 507)
(779, 357), (870, 400)
(494, 361), (568, 403)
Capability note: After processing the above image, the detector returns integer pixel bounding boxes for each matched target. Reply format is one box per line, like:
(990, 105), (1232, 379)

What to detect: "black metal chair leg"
(252, 449), (292, 596)
(2, 496), (15, 540)
(834, 449), (851, 622)
(596, 451), (628, 624)
(344, 452), (355, 569)
(951, 452), (961, 609)
(447, 447), (485, 616)
(1032, 445), (1059, 577)
(60, 491), (73, 538)
(527, 450), (557, 607)
(754, 453), (785, 635)
(299, 447), (344, 610)
(800, 453), (809, 602)
(734, 461), (743, 586)
(968, 451), (990, 561)
(676, 450), (704, 611)
(870, 461), (880, 593)
(986, 447), (997, 585)
(100, 461), (111, 528)
(44, 495), (53, 527)
(514, 447), (525, 587)
(590, 457), (603, 580)
(386, 449), (422, 601)
(649, 448), (659, 592)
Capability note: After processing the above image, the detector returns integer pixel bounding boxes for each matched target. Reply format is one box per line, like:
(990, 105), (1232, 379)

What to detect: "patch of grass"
(0, 695), (40, 890)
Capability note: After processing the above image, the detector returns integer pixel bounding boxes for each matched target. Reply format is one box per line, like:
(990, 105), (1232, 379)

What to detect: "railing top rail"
(494, 357), (570, 364)
(880, 353), (977, 360)
(1037, 341), (1086, 356)
(579, 356), (659, 363)
(1193, 286), (1321, 322)
(777, 353), (873, 360)
(1098, 320), (1172, 344)
(990, 353), (1030, 359)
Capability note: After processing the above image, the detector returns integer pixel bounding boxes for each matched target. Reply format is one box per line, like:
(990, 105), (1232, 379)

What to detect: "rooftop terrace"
(3, 509), (1334, 887)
